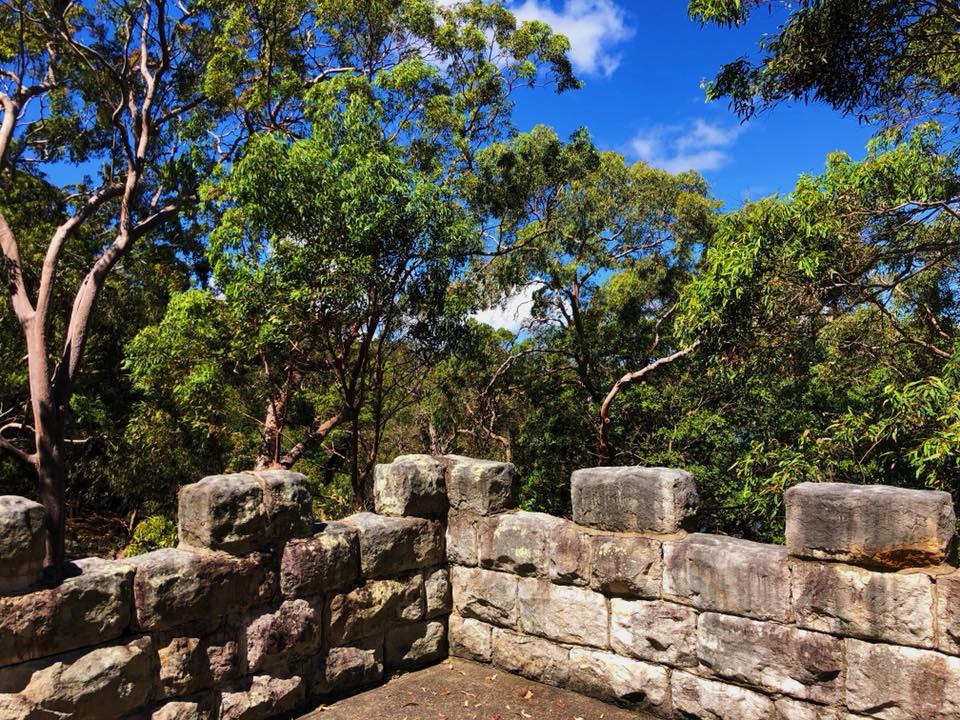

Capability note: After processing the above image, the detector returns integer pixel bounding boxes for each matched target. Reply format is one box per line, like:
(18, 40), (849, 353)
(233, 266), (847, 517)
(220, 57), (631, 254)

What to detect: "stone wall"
(0, 465), (450, 719)
(446, 465), (960, 720)
(4, 454), (960, 720)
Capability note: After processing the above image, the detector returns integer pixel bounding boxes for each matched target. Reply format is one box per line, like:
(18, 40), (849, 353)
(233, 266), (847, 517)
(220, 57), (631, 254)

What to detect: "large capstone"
(178, 470), (311, 554)
(373, 455), (447, 517)
(443, 455), (517, 515)
(785, 482), (956, 569)
(571, 466), (699, 533)
(0, 496), (45, 593)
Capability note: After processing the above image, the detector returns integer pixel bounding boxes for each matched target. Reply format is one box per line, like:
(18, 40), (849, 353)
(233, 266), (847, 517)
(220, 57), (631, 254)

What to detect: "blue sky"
(506, 0), (876, 210)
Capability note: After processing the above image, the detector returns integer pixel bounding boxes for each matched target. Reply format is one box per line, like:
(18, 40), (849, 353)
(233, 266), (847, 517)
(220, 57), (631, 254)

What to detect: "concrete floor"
(300, 657), (653, 720)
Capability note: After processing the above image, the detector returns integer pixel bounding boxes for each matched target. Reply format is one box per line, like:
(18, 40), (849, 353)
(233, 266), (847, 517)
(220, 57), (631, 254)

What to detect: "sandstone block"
(698, 612), (843, 703)
(446, 511), (478, 566)
(321, 640), (384, 696)
(610, 598), (697, 667)
(571, 466), (698, 533)
(443, 455), (517, 515)
(424, 567), (451, 618)
(246, 598), (322, 672)
(0, 557), (133, 667)
(374, 455), (447, 517)
(663, 533), (790, 621)
(846, 639), (960, 720)
(328, 577), (421, 645)
(20, 636), (158, 719)
(0, 496), (45, 593)
(793, 560), (934, 647)
(279, 522), (359, 599)
(152, 698), (215, 720)
(518, 577), (608, 647)
(785, 482), (956, 569)
(491, 628), (569, 686)
(178, 471), (311, 554)
(450, 566), (518, 627)
(548, 521), (591, 586)
(220, 675), (305, 720)
(158, 637), (208, 698)
(130, 548), (274, 632)
(342, 512), (443, 578)
(775, 697), (845, 720)
(671, 672), (774, 720)
(589, 534), (661, 598)
(936, 571), (960, 655)
(385, 619), (446, 671)
(479, 511), (561, 576)
(449, 615), (492, 663)
(568, 647), (668, 714)
(206, 640), (240, 684)
(256, 469), (313, 540)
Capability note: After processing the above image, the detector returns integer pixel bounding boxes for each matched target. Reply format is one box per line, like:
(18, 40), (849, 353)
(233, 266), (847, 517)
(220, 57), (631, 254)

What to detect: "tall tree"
(0, 0), (210, 570)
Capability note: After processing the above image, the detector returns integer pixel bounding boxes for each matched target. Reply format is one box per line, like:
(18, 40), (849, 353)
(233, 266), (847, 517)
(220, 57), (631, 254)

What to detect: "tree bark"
(598, 341), (700, 461)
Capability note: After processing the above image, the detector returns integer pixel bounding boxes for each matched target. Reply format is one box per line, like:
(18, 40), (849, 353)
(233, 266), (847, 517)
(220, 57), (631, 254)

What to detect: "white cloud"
(472, 286), (536, 333)
(511, 0), (634, 78)
(630, 118), (746, 174)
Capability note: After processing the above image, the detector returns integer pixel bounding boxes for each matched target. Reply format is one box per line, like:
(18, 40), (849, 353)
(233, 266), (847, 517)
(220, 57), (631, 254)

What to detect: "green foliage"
(124, 516), (178, 557)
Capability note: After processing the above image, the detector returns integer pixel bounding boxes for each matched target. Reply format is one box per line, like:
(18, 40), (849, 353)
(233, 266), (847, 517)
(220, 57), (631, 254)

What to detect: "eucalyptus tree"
(0, 0), (215, 570)
(465, 125), (716, 463)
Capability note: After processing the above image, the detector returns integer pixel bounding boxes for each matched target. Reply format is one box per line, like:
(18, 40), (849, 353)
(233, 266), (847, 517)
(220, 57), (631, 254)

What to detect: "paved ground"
(300, 657), (653, 720)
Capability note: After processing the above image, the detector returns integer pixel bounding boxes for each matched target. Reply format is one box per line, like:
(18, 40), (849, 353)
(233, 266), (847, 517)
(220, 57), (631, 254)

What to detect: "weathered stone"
(448, 615), (492, 663)
(610, 598), (698, 667)
(341, 512), (443, 578)
(130, 548), (274, 632)
(374, 455), (447, 517)
(568, 647), (668, 713)
(589, 534), (661, 598)
(491, 628), (569, 686)
(158, 637), (208, 698)
(698, 612), (843, 703)
(20, 637), (158, 719)
(424, 567), (451, 618)
(385, 620), (446, 671)
(246, 598), (322, 672)
(793, 561), (934, 647)
(548, 521), (591, 586)
(178, 471), (311, 554)
(219, 675), (305, 720)
(478, 511), (561, 576)
(446, 511), (478, 567)
(663, 533), (790, 621)
(518, 577), (608, 647)
(280, 522), (359, 599)
(450, 566), (518, 627)
(785, 482), (956, 569)
(443, 455), (517, 515)
(846, 639), (960, 720)
(328, 578), (421, 645)
(256, 469), (313, 539)
(774, 697), (845, 720)
(571, 466), (699, 533)
(671, 672), (774, 720)
(0, 557), (133, 667)
(152, 698), (214, 720)
(206, 640), (240, 684)
(321, 640), (384, 695)
(0, 496), (45, 593)
(937, 571), (960, 655)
